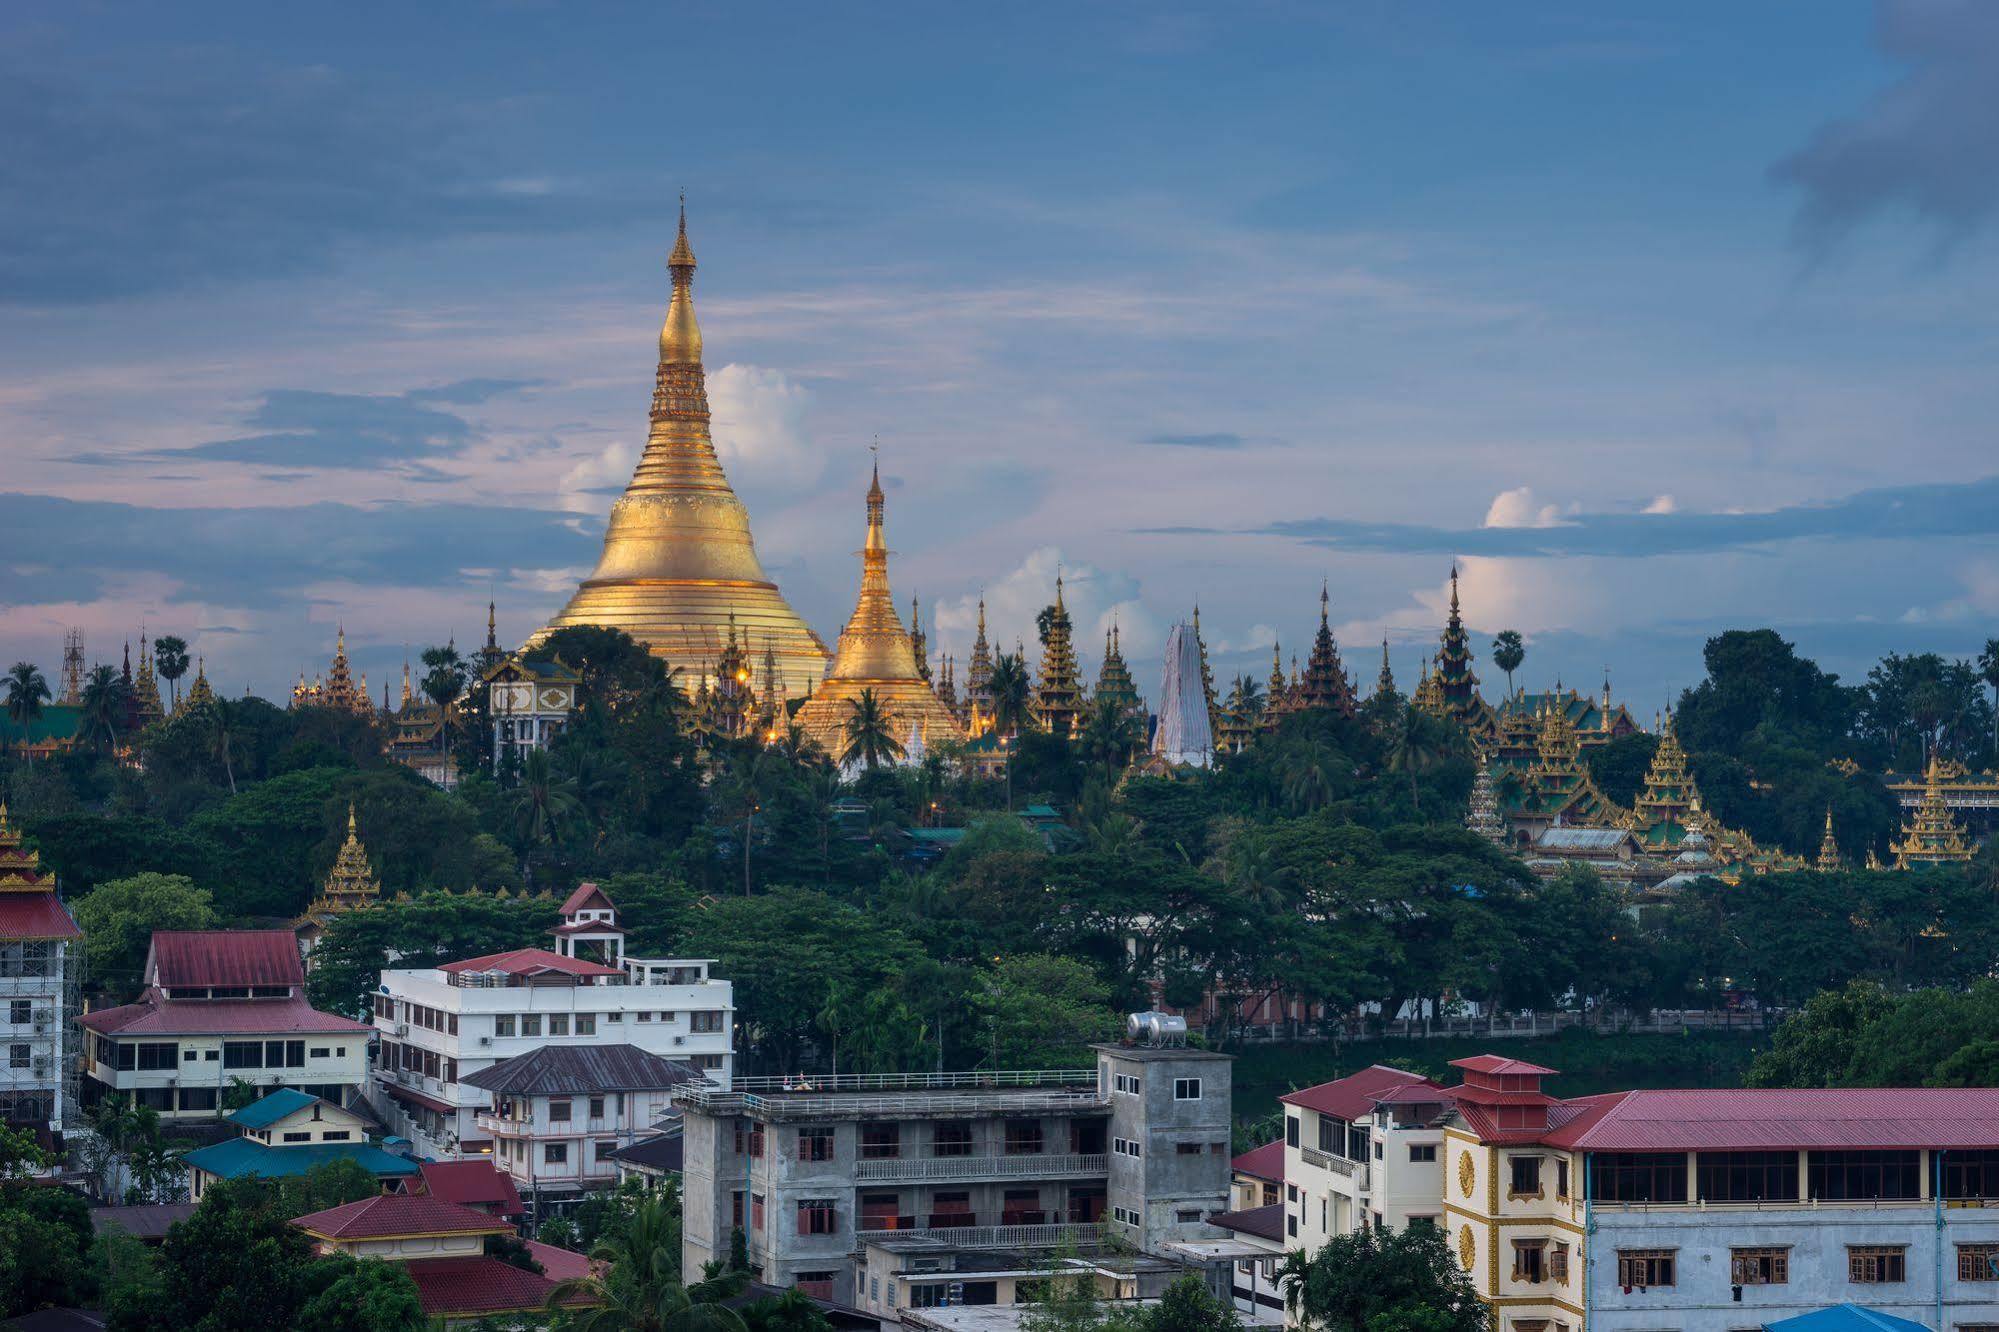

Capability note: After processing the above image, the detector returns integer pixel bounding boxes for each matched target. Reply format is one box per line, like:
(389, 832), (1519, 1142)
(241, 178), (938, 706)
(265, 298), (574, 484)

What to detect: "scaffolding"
(59, 629), (85, 706)
(0, 936), (84, 1137)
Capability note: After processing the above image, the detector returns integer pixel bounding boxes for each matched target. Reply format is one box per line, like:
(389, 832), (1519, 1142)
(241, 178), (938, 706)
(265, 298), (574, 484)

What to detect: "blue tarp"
(1763, 1305), (1933, 1332)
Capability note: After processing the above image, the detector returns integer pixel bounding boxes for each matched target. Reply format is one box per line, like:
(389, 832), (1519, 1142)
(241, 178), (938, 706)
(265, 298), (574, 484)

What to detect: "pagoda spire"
(1192, 603), (1217, 730)
(909, 595), (931, 684)
(1376, 637), (1397, 698)
(1298, 582), (1358, 717)
(1033, 573), (1085, 736)
(1892, 754), (1974, 869)
(966, 595), (994, 734)
(183, 657), (215, 711)
(1816, 807), (1843, 872)
(1433, 563), (1481, 722)
(132, 630), (164, 727)
(1093, 617), (1142, 726)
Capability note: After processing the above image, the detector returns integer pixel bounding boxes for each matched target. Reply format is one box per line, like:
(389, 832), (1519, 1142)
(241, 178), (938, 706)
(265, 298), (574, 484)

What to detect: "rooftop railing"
(854, 1152), (1109, 1183)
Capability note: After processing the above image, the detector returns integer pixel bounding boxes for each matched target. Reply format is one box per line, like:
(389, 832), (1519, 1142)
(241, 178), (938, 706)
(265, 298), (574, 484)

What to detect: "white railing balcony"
(855, 1152), (1109, 1183)
(1300, 1149), (1367, 1190)
(859, 1221), (1103, 1252)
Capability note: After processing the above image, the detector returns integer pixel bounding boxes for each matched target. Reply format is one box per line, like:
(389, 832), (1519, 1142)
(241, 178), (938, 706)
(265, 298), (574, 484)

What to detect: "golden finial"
(669, 192), (696, 273)
(659, 196), (702, 363)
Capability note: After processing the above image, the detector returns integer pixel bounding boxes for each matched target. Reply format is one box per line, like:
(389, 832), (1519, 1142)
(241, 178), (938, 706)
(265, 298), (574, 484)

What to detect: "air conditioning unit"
(479, 1036), (492, 1047)
(672, 1036), (686, 1046)
(394, 1023), (409, 1037)
(32, 1015), (49, 1032)
(31, 1057), (50, 1075)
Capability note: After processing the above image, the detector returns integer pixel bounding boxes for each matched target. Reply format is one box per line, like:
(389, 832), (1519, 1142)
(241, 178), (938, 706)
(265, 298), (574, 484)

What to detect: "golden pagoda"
(1093, 622), (1143, 726)
(793, 462), (962, 761)
(909, 597), (932, 685)
(1033, 575), (1086, 736)
(1816, 807), (1843, 872)
(0, 804), (54, 891)
(181, 658), (215, 712)
(132, 632), (165, 729)
(1628, 711), (1699, 849)
(535, 204), (830, 696)
(1297, 585), (1357, 717)
(964, 599), (994, 735)
(297, 804), (383, 953)
(1412, 658), (1446, 718)
(1260, 640), (1293, 732)
(1892, 756), (1975, 869)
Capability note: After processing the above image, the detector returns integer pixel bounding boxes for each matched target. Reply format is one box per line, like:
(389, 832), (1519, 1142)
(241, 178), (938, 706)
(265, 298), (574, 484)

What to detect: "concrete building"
(484, 655), (580, 769)
(78, 930), (371, 1119)
(184, 1088), (418, 1201)
(675, 1044), (1233, 1309)
(0, 804), (81, 1150)
(1280, 1063), (1435, 1251)
(370, 883), (733, 1158)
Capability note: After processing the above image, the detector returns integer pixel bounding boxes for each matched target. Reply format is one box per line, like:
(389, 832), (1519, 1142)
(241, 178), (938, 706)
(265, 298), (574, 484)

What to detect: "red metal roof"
(1371, 1082), (1459, 1105)
(1451, 1054), (1557, 1076)
(559, 882), (614, 916)
(293, 1193), (508, 1240)
(150, 930), (303, 989)
(0, 893), (82, 942)
(1231, 1140), (1285, 1183)
(1279, 1065), (1436, 1120)
(418, 1160), (524, 1217)
(404, 1256), (569, 1318)
(78, 996), (371, 1037)
(525, 1240), (595, 1282)
(438, 947), (623, 978)
(1542, 1088), (1999, 1152)
(551, 920), (626, 935)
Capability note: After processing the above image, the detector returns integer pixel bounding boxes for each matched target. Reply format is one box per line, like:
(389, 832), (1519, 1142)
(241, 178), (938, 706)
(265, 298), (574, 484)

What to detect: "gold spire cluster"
(1817, 807), (1843, 872)
(180, 658), (215, 713)
(1297, 585), (1358, 717)
(1033, 575), (1085, 736)
(132, 631), (165, 728)
(964, 598), (994, 735)
(0, 804), (53, 892)
(536, 203), (830, 696)
(293, 627), (372, 714)
(1092, 621), (1143, 725)
(1892, 755), (1975, 869)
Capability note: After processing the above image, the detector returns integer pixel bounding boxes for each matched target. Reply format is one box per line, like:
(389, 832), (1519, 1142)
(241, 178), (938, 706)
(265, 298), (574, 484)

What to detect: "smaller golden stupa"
(297, 804), (383, 952)
(794, 460), (962, 762)
(1892, 756), (1975, 869)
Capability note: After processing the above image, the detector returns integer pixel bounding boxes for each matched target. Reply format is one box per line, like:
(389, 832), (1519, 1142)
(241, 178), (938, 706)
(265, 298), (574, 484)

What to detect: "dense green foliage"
(1279, 1224), (1485, 1332)
(1749, 979), (1999, 1089)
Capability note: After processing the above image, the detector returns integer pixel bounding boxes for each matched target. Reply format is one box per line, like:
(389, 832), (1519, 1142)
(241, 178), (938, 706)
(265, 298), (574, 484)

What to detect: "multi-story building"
(1280, 1063), (1435, 1252)
(184, 1088), (419, 1201)
(463, 1043), (698, 1212)
(78, 930), (371, 1119)
(484, 655), (581, 769)
(1279, 1053), (1999, 1332)
(676, 1042), (1232, 1311)
(370, 883), (732, 1158)
(0, 805), (81, 1149)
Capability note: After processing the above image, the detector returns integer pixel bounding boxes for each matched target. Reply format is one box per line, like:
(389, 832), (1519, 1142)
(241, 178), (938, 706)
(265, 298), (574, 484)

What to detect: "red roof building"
(1279, 1064), (1437, 1120)
(417, 1159), (525, 1218)
(0, 804), (81, 1146)
(436, 948), (625, 981)
(149, 930), (305, 991)
(294, 1193), (508, 1243)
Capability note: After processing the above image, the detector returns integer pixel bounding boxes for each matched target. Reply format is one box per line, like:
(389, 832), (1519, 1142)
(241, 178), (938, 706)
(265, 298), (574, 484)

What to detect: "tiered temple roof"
(133, 632), (164, 728)
(1817, 808), (1843, 872)
(1432, 566), (1486, 727)
(1033, 575), (1085, 736)
(1092, 623), (1143, 726)
(964, 599), (994, 736)
(181, 659), (215, 713)
(1893, 756), (1976, 869)
(1296, 586), (1357, 718)
(299, 805), (383, 944)
(908, 597), (931, 685)
(1627, 712), (1698, 850)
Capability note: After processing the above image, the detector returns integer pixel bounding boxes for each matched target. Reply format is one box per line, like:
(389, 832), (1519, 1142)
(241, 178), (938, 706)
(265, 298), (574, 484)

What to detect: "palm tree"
(770, 721), (825, 770)
(1078, 695), (1139, 771)
(1492, 630), (1525, 700)
(1229, 674), (1265, 722)
(547, 1195), (747, 1332)
(1277, 736), (1342, 812)
(421, 642), (467, 748)
(78, 663), (128, 752)
(840, 688), (904, 771)
(986, 652), (1032, 737)
(1981, 639), (1999, 757)
(1214, 834), (1297, 913)
(206, 697), (244, 794)
(511, 747), (584, 847)
(152, 636), (190, 710)
(1385, 703), (1459, 812)
(5, 662), (50, 739)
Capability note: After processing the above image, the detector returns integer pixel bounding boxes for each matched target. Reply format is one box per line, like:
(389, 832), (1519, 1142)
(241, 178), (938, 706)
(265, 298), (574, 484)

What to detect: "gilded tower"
(132, 632), (165, 728)
(1433, 566), (1482, 724)
(537, 205), (831, 695)
(793, 462), (962, 761)
(965, 599), (994, 734)
(1034, 576), (1086, 736)
(1892, 756), (1975, 869)
(1092, 622), (1143, 726)
(909, 597), (931, 685)
(1297, 586), (1358, 717)
(1817, 808), (1843, 872)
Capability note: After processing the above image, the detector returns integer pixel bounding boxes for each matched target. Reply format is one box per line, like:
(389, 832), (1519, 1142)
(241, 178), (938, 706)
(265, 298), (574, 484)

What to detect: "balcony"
(1299, 1149), (1369, 1189)
(854, 1220), (1104, 1252)
(855, 1152), (1109, 1183)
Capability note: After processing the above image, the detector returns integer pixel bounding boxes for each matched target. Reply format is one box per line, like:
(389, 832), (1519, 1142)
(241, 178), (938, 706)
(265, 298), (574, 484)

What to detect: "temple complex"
(1032, 576), (1086, 736)
(132, 632), (164, 728)
(291, 628), (371, 714)
(1295, 586), (1358, 717)
(1892, 756), (1976, 869)
(296, 805), (383, 954)
(535, 204), (830, 696)
(792, 463), (962, 762)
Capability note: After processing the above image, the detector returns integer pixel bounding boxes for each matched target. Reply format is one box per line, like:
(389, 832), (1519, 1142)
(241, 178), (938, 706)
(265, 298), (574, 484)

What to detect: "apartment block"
(0, 806), (80, 1147)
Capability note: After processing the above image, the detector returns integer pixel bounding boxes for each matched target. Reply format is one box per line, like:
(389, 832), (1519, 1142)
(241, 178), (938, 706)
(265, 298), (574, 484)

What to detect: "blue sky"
(4, 0), (1998, 709)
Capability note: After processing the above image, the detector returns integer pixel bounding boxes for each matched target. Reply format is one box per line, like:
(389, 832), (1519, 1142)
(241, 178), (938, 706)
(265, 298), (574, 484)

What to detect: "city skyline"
(5, 2), (1999, 707)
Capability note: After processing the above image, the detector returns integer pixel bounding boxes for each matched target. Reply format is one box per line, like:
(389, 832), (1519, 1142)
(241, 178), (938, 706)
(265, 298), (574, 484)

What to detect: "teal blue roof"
(1763, 1307), (1931, 1332)
(1021, 804), (1060, 819)
(183, 1137), (418, 1181)
(227, 1088), (319, 1129)
(904, 828), (966, 845)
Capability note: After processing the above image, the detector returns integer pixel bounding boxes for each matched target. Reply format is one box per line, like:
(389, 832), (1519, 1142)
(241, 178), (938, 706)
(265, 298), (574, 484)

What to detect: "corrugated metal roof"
(559, 883), (614, 916)
(462, 1042), (702, 1095)
(604, 1132), (684, 1174)
(1280, 1065), (1435, 1120)
(1451, 1054), (1557, 1076)
(418, 1160), (524, 1216)
(437, 947), (624, 978)
(150, 930), (303, 989)
(181, 1138), (419, 1181)
(77, 996), (370, 1037)
(227, 1088), (320, 1129)
(1764, 1306), (1932, 1332)
(1230, 1140), (1284, 1181)
(404, 1256), (565, 1319)
(1544, 1087), (1999, 1152)
(293, 1194), (507, 1240)
(0, 894), (82, 942)
(1535, 828), (1632, 851)
(1209, 1202), (1284, 1241)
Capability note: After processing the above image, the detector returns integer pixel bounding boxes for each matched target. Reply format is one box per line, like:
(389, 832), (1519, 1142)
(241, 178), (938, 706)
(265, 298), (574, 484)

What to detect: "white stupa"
(1151, 622), (1213, 768)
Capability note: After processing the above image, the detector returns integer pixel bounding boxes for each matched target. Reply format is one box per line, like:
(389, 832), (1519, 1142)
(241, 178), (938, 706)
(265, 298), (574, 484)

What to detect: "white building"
(370, 883), (733, 1159)
(79, 930), (372, 1119)
(1280, 1063), (1436, 1252)
(0, 805), (81, 1150)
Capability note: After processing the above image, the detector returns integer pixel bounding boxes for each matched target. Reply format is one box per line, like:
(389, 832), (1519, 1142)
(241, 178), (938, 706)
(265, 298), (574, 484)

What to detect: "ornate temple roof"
(1033, 575), (1085, 736)
(1893, 756), (1975, 869)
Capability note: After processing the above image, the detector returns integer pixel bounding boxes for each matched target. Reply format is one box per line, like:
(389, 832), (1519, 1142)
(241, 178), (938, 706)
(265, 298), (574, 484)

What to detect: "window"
(223, 1040), (261, 1069)
(548, 1015), (570, 1037)
(1849, 1246), (1907, 1284)
(549, 1100), (572, 1123)
(1512, 1239), (1547, 1283)
(309, 1047), (329, 1059)
(576, 1014), (595, 1036)
(1551, 1242), (1570, 1282)
(752, 1193), (766, 1230)
(589, 1096), (606, 1121)
(1598, 1152), (1691, 1203)
(1176, 1208), (1202, 1222)
(320, 1130), (350, 1141)
(494, 1015), (516, 1038)
(797, 1198), (838, 1235)
(183, 1049), (197, 1061)
(799, 1126), (834, 1162)
(545, 1143), (569, 1165)
(636, 1011), (653, 1023)
(136, 1042), (178, 1071)
(860, 1192), (901, 1230)
(1409, 1144), (1437, 1163)
(1114, 1073), (1141, 1095)
(1114, 1137), (1142, 1159)
(1556, 1158), (1570, 1199)
(1814, 1151), (1920, 1202)
(1287, 1214), (1297, 1237)
(1408, 1215), (1437, 1229)
(1174, 1078), (1202, 1100)
(7, 1000), (28, 1025)
(283, 1132), (312, 1143)
(1706, 1245), (1785, 1287)
(1347, 1123), (1370, 1162)
(177, 1087), (218, 1111)
(1317, 1117), (1343, 1153)
(929, 1190), (974, 1228)
(11, 1042), (35, 1069)
(1002, 1188), (1044, 1224)
(1947, 1151), (1999, 1201)
(1286, 1115), (1300, 1148)
(1960, 1245), (1999, 1282)
(1510, 1155), (1544, 1198)
(1176, 1142), (1202, 1156)
(521, 1015), (542, 1037)
(691, 1011), (724, 1033)
(932, 1122), (972, 1157)
(1004, 1121), (1044, 1155)
(1617, 1249), (1675, 1289)
(860, 1123), (899, 1159)
(1113, 1206), (1140, 1227)
(1700, 1151), (1798, 1203)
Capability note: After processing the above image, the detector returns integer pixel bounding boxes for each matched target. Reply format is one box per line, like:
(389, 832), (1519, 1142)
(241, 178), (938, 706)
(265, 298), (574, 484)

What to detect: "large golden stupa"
(536, 206), (830, 695)
(794, 462), (964, 762)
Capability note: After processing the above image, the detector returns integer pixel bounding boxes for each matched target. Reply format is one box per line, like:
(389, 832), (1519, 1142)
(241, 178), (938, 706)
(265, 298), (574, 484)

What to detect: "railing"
(854, 1221), (1102, 1252)
(683, 1089), (1109, 1119)
(731, 1069), (1095, 1092)
(1299, 1148), (1362, 1181)
(855, 1152), (1109, 1182)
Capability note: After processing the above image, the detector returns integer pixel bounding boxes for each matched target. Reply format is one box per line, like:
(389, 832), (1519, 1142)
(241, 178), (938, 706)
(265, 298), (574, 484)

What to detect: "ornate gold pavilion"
(535, 207), (830, 696)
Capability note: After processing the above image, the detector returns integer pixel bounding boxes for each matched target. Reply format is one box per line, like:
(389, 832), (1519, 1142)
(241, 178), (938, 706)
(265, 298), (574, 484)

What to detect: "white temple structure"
(1151, 623), (1213, 768)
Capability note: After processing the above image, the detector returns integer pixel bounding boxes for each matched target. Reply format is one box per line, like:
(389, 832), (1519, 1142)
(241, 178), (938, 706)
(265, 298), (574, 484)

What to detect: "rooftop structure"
(0, 803), (81, 1146)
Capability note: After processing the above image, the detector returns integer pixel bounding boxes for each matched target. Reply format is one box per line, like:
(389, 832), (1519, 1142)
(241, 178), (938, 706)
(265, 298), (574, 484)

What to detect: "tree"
(973, 955), (1121, 1068)
(5, 662), (51, 734)
(144, 1179), (318, 1332)
(1078, 695), (1141, 772)
(840, 689), (904, 771)
(987, 653), (1033, 737)
(511, 747), (585, 849)
(1981, 638), (1999, 756)
(79, 662), (129, 752)
(548, 1194), (747, 1332)
(205, 696), (243, 795)
(740, 1288), (834, 1332)
(0, 1204), (94, 1319)
(295, 1255), (426, 1332)
(1280, 1224), (1484, 1332)
(278, 1157), (382, 1217)
(71, 874), (218, 1002)
(1491, 629), (1525, 699)
(153, 636), (191, 710)
(1746, 981), (1894, 1088)
(420, 642), (468, 749)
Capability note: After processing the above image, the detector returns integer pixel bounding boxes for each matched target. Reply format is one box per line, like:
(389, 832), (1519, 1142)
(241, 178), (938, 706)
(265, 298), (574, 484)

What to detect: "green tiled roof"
(183, 1137), (418, 1181)
(0, 703), (83, 744)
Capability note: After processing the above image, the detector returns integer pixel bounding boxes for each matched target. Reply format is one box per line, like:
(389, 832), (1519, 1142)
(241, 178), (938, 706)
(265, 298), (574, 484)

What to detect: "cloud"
(930, 546), (1146, 671)
(1138, 432), (1246, 449)
(0, 49), (636, 304)
(559, 439), (640, 512)
(708, 364), (820, 489)
(0, 492), (599, 611)
(1483, 486), (1569, 529)
(1772, 0), (1999, 248)
(1230, 475), (1999, 559)
(1643, 494), (1678, 515)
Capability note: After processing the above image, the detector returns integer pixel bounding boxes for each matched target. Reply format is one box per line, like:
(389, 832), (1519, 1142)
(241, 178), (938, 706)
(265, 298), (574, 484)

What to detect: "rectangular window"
(1510, 1155), (1544, 1198)
(1114, 1137), (1142, 1158)
(575, 1014), (595, 1036)
(549, 1100), (572, 1123)
(1114, 1073), (1141, 1095)
(545, 1143), (568, 1165)
(797, 1198), (838, 1235)
(1960, 1245), (1999, 1282)
(929, 1190), (974, 1228)
(1347, 1122), (1370, 1162)
(1286, 1115), (1299, 1148)
(799, 1126), (834, 1161)
(691, 1010), (725, 1033)
(1556, 1158), (1570, 1199)
(1849, 1246), (1907, 1284)
(320, 1130), (350, 1141)
(494, 1015), (516, 1038)
(1174, 1077), (1202, 1100)
(548, 1014), (570, 1037)
(589, 1096), (606, 1121)
(1001, 1188), (1044, 1224)
(177, 1087), (218, 1111)
(1617, 1249), (1676, 1289)
(521, 1015), (542, 1037)
(7, 1000), (29, 1025)
(1409, 1144), (1437, 1163)
(1551, 1242), (1570, 1282)
(309, 1047), (329, 1059)
(1005, 1121), (1044, 1155)
(223, 1040), (261, 1069)
(1176, 1208), (1202, 1222)
(1176, 1142), (1202, 1155)
(1512, 1239), (1547, 1283)
(1598, 1152), (1691, 1203)
(1814, 1151), (1921, 1202)
(1733, 1248), (1789, 1285)
(1947, 1151), (1999, 1201)
(932, 1122), (972, 1157)
(749, 1124), (764, 1159)
(860, 1123), (899, 1159)
(1318, 1116), (1342, 1153)
(136, 1042), (178, 1071)
(282, 1131), (311, 1143)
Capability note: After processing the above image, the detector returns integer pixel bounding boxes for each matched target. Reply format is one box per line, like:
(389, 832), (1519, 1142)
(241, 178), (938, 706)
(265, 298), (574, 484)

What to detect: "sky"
(5, 0), (1999, 711)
